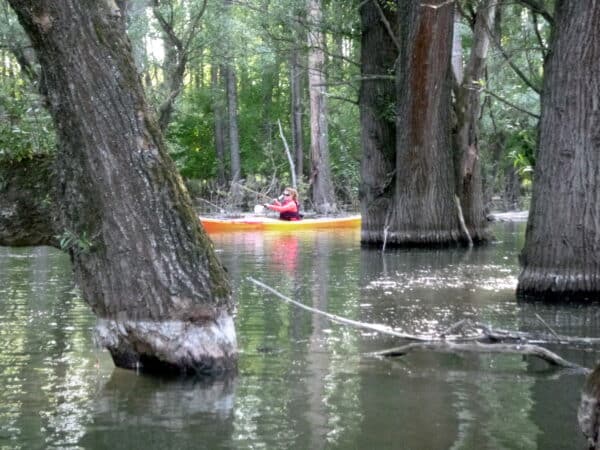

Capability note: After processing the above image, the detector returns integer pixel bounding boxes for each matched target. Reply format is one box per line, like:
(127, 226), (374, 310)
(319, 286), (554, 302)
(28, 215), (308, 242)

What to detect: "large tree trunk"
(452, 0), (496, 243)
(517, 0), (600, 300)
(307, 0), (337, 214)
(358, 1), (397, 241)
(363, 0), (463, 247)
(7, 0), (237, 375)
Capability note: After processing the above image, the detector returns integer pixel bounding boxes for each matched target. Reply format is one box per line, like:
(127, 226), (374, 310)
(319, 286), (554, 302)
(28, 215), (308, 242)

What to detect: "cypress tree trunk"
(7, 0), (237, 375)
(517, 0), (600, 300)
(358, 1), (397, 241)
(386, 0), (464, 246)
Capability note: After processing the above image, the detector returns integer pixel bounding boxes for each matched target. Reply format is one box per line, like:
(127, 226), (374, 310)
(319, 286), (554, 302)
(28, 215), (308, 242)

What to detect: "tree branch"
(531, 11), (549, 61)
(516, 0), (554, 25)
(326, 95), (359, 105)
(250, 278), (593, 373)
(183, 0), (208, 52)
(371, 0), (401, 52)
(371, 342), (588, 371)
(248, 277), (430, 341)
(484, 89), (540, 118)
(485, 18), (542, 94)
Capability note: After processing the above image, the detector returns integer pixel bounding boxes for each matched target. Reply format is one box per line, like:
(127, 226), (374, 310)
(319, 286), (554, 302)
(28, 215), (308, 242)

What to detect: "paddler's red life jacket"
(280, 201), (301, 221)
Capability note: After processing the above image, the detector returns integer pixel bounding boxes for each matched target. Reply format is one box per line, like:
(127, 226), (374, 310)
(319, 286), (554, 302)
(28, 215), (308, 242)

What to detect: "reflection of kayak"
(200, 215), (361, 233)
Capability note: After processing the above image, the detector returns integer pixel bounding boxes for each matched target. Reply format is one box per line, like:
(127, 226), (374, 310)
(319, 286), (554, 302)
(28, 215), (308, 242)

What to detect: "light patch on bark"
(33, 13), (53, 32)
(102, 0), (122, 17)
(94, 310), (237, 367)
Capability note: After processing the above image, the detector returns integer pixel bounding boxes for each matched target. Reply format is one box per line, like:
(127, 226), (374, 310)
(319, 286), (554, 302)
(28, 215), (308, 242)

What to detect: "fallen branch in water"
(371, 342), (589, 372)
(248, 277), (430, 341)
(248, 277), (593, 371)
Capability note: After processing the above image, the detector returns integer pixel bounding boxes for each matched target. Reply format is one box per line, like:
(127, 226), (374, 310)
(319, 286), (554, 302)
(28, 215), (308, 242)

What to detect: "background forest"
(0, 0), (544, 213)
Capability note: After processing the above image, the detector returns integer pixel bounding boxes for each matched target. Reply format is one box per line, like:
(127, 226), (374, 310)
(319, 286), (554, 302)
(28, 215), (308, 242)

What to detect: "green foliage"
(329, 99), (360, 207)
(0, 85), (55, 163)
(507, 128), (536, 177)
(475, 1), (550, 199)
(57, 230), (93, 254)
(167, 89), (217, 179)
(0, 0), (556, 211)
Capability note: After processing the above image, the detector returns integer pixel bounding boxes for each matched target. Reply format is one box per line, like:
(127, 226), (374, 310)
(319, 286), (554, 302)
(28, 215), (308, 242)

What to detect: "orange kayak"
(200, 215), (361, 233)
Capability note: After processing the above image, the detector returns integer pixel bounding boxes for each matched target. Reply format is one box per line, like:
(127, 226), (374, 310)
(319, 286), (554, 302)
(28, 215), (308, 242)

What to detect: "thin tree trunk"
(386, 0), (463, 246)
(152, 0), (207, 132)
(504, 163), (521, 211)
(517, 0), (600, 300)
(290, 45), (304, 182)
(7, 0), (237, 375)
(452, 0), (496, 243)
(211, 64), (226, 185)
(359, 0), (397, 241)
(152, 0), (187, 132)
(262, 51), (281, 151)
(307, 0), (336, 214)
(224, 64), (241, 197)
(222, 0), (241, 203)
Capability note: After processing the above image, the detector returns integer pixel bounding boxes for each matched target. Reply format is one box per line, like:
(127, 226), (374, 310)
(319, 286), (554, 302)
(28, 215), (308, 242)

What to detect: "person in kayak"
(264, 188), (302, 221)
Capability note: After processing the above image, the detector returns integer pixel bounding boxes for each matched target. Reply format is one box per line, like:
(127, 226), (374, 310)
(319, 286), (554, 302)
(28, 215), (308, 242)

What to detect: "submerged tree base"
(517, 289), (600, 303)
(518, 269), (600, 302)
(95, 312), (238, 376)
(361, 229), (471, 248)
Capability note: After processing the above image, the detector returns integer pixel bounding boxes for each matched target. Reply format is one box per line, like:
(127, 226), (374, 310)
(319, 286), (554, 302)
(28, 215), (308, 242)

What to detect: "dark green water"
(0, 223), (595, 449)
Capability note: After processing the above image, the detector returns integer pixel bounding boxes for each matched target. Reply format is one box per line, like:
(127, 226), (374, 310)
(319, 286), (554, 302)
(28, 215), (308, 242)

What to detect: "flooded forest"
(1, 1), (600, 448)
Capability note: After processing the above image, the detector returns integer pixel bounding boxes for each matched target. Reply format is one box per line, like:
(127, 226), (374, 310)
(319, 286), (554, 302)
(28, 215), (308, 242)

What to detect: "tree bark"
(307, 0), (337, 214)
(358, 0), (397, 241)
(452, 0), (496, 243)
(362, 0), (463, 247)
(7, 0), (237, 375)
(517, 0), (600, 300)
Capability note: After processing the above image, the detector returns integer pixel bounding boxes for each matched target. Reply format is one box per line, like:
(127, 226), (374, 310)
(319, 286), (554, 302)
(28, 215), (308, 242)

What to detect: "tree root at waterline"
(248, 277), (591, 373)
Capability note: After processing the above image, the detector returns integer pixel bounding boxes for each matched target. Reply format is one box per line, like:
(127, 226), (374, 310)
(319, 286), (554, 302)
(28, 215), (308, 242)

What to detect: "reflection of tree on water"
(79, 369), (236, 448)
(520, 303), (595, 450)
(227, 230), (363, 448)
(305, 234), (330, 450)
(302, 232), (363, 449)
(0, 247), (98, 448)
